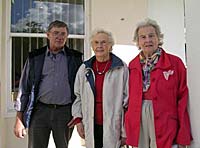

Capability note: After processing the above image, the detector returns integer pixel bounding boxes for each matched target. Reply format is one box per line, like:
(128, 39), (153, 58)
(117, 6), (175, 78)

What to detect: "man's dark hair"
(47, 20), (69, 34)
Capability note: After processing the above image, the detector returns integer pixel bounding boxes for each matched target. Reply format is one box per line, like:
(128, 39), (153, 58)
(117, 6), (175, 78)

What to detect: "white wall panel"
(91, 0), (147, 45)
(185, 0), (200, 147)
(147, 0), (186, 64)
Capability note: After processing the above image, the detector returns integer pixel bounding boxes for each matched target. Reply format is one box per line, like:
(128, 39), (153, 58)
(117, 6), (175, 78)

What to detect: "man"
(13, 20), (82, 148)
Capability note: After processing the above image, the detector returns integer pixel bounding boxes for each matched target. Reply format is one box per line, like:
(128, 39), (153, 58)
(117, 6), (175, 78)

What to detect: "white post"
(185, 0), (200, 147)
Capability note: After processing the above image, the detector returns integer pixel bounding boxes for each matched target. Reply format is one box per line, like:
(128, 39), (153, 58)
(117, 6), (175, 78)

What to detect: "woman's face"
(91, 33), (112, 61)
(137, 26), (159, 56)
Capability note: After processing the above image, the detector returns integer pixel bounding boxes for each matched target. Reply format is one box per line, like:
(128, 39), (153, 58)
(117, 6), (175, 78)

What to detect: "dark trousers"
(28, 102), (73, 148)
(94, 124), (103, 148)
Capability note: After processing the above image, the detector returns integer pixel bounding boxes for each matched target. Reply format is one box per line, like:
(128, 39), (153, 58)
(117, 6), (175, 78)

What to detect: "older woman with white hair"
(68, 29), (129, 148)
(125, 18), (192, 148)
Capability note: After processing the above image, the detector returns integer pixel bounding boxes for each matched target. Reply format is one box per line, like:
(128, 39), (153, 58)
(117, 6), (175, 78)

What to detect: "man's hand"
(14, 112), (27, 138)
(76, 122), (85, 139)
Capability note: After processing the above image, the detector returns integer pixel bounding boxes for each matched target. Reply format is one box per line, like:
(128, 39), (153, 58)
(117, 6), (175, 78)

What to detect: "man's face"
(47, 27), (68, 52)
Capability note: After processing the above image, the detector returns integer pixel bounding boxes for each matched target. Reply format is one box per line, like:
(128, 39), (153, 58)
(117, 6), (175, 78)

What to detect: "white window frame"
(0, 0), (2, 117)
(4, 0), (91, 117)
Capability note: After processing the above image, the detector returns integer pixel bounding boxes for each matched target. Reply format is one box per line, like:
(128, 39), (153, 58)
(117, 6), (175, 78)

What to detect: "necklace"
(96, 60), (109, 75)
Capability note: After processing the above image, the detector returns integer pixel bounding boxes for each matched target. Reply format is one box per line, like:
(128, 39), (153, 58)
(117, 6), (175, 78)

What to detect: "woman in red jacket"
(125, 18), (192, 148)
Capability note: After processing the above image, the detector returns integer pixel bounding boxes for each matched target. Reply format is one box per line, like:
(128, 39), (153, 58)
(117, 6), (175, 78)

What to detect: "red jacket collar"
(129, 49), (172, 70)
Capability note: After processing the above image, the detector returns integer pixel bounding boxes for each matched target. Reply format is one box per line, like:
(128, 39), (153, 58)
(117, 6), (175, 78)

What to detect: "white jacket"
(72, 54), (129, 148)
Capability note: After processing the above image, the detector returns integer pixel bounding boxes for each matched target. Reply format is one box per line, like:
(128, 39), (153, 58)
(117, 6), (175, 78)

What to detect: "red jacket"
(125, 49), (192, 148)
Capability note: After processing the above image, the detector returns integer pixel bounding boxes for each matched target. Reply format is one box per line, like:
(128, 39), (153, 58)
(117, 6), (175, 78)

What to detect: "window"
(11, 0), (85, 34)
(7, 0), (87, 114)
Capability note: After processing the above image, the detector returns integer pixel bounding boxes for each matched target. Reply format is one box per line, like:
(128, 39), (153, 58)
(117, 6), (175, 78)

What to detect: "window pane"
(12, 37), (83, 95)
(12, 37), (46, 91)
(68, 38), (84, 53)
(11, 0), (85, 34)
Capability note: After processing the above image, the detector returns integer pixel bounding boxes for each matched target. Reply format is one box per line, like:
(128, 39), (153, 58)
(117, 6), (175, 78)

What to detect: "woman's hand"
(76, 122), (85, 139)
(121, 137), (126, 146)
(178, 145), (187, 148)
(67, 118), (75, 128)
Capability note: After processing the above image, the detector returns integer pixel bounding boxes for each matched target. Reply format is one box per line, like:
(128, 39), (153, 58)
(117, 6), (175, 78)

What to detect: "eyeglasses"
(50, 31), (67, 37)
